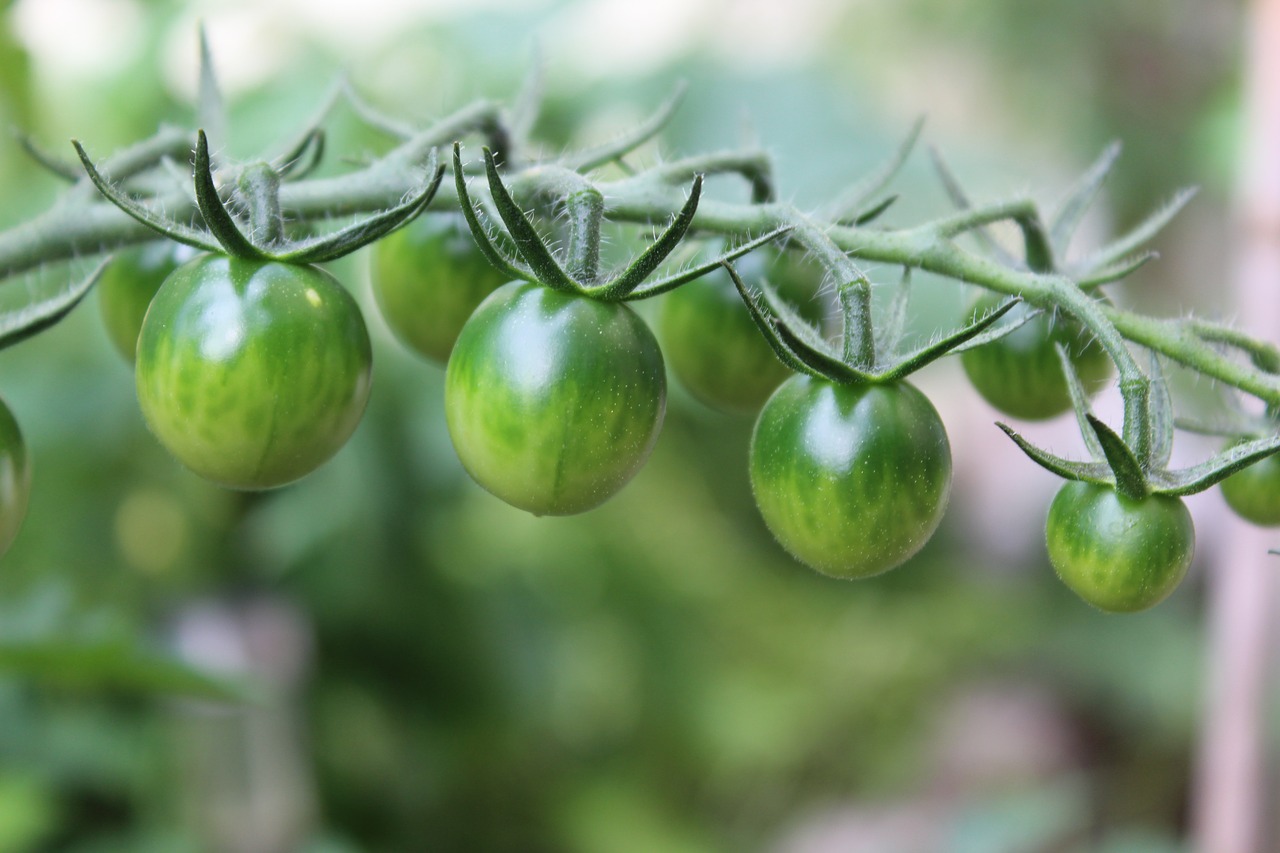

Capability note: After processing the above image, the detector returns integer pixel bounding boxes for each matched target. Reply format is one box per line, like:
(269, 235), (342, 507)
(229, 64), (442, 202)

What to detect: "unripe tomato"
(0, 396), (31, 559)
(371, 213), (508, 363)
(445, 281), (666, 516)
(660, 250), (827, 414)
(1045, 481), (1194, 613)
(749, 375), (952, 578)
(961, 293), (1111, 420)
(135, 254), (373, 490)
(1220, 447), (1280, 526)
(98, 241), (197, 363)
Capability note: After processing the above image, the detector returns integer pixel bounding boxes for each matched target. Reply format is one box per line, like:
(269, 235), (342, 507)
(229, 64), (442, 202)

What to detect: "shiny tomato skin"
(1046, 481), (1195, 613)
(445, 281), (666, 516)
(1220, 448), (1280, 527)
(371, 214), (508, 364)
(749, 375), (952, 579)
(98, 241), (197, 363)
(961, 293), (1111, 420)
(660, 249), (827, 414)
(135, 254), (373, 490)
(0, 397), (31, 559)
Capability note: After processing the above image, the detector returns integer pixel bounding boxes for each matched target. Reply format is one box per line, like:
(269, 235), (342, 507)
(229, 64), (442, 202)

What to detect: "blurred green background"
(0, 0), (1252, 850)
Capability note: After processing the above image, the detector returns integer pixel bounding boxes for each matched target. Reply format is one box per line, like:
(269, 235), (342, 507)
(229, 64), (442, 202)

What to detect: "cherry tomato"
(371, 213), (508, 363)
(961, 293), (1111, 420)
(98, 241), (197, 363)
(1045, 481), (1194, 612)
(1220, 446), (1280, 527)
(0, 396), (31, 559)
(749, 375), (952, 578)
(445, 281), (666, 515)
(660, 249), (827, 413)
(135, 254), (373, 490)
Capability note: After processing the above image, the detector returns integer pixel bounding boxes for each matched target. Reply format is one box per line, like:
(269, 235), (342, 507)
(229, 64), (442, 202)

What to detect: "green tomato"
(749, 375), (952, 578)
(960, 293), (1111, 420)
(371, 213), (508, 363)
(136, 254), (373, 490)
(445, 281), (666, 516)
(1220, 446), (1280, 526)
(0, 397), (31, 559)
(1046, 481), (1195, 613)
(98, 241), (198, 363)
(660, 249), (827, 414)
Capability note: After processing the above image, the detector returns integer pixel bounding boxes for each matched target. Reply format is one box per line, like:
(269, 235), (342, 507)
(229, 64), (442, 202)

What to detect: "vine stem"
(1191, 0), (1280, 849)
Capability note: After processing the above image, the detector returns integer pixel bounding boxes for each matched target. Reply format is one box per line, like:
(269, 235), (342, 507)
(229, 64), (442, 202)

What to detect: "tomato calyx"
(75, 130), (445, 266)
(727, 262), (1016, 385)
(1000, 347), (1280, 499)
(452, 143), (790, 304)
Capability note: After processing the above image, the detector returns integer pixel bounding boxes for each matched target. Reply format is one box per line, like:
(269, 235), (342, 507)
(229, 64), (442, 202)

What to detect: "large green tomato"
(1220, 446), (1280, 526)
(136, 254), (373, 490)
(0, 397), (31, 559)
(98, 241), (197, 363)
(445, 281), (666, 516)
(961, 293), (1111, 420)
(660, 249), (826, 414)
(1045, 481), (1195, 613)
(371, 213), (508, 363)
(749, 375), (952, 578)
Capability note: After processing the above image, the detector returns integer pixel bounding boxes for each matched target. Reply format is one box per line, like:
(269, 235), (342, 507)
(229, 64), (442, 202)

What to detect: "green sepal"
(774, 321), (875, 384)
(13, 130), (79, 182)
(1086, 414), (1149, 499)
(585, 175), (702, 300)
(1056, 342), (1106, 462)
(1147, 351), (1175, 468)
(851, 195), (898, 226)
(873, 267), (912, 356)
(272, 129), (325, 181)
(341, 79), (416, 139)
(193, 130), (269, 260)
(0, 258), (107, 350)
(826, 117), (922, 222)
(196, 24), (227, 155)
(758, 276), (841, 362)
(621, 227), (792, 301)
(452, 143), (532, 281)
(996, 422), (1115, 484)
(1174, 415), (1253, 438)
(72, 140), (223, 253)
(1050, 141), (1121, 256)
(1075, 252), (1155, 289)
(1083, 187), (1196, 272)
(564, 83), (688, 172)
(875, 297), (1017, 381)
(481, 146), (581, 292)
(1149, 433), (1280, 496)
(274, 156), (444, 264)
(724, 262), (824, 379)
(928, 146), (1017, 267)
(949, 301), (1041, 354)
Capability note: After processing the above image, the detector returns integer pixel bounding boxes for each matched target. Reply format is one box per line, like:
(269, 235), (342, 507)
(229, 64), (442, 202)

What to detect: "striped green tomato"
(749, 375), (952, 578)
(445, 281), (666, 516)
(1046, 481), (1195, 612)
(135, 254), (372, 490)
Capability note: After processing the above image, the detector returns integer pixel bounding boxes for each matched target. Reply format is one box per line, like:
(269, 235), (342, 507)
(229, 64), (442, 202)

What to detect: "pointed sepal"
(1150, 434), (1280, 497)
(452, 143), (531, 281)
(0, 259), (108, 350)
(1084, 187), (1197, 272)
(586, 175), (702, 300)
(724, 263), (823, 379)
(1056, 342), (1107, 462)
(876, 297), (1017, 381)
(193, 130), (267, 260)
(1050, 141), (1122, 256)
(1086, 414), (1149, 499)
(621, 227), (792, 301)
(481, 146), (580, 292)
(997, 423), (1115, 484)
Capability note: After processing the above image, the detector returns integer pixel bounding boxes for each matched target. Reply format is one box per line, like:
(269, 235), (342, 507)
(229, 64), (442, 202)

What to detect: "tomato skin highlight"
(0, 397), (31, 559)
(961, 293), (1111, 420)
(660, 252), (826, 414)
(135, 255), (373, 490)
(371, 214), (508, 364)
(1220, 448), (1280, 526)
(749, 375), (952, 579)
(98, 241), (197, 363)
(445, 281), (666, 516)
(1045, 481), (1195, 613)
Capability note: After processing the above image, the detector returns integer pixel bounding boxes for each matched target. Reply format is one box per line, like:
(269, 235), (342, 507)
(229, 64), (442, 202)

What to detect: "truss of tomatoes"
(40, 131), (1280, 619)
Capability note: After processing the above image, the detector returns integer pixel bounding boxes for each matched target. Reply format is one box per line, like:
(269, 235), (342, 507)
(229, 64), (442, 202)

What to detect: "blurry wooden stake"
(1191, 1), (1280, 851)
